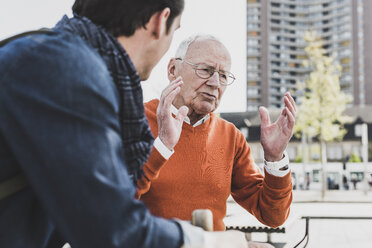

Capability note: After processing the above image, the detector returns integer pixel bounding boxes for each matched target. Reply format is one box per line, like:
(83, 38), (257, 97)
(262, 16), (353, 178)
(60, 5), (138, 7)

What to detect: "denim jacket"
(0, 17), (183, 247)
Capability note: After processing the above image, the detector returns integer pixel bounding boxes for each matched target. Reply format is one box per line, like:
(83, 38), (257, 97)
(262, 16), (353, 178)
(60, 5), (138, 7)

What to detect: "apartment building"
(246, 0), (372, 112)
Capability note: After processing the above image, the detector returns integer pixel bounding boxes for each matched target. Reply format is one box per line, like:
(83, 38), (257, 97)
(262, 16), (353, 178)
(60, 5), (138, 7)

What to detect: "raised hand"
(157, 77), (189, 150)
(259, 92), (296, 161)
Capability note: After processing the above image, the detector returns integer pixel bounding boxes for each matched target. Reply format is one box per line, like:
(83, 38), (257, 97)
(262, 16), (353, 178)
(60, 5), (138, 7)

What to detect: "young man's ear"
(147, 7), (171, 39)
(167, 58), (177, 81)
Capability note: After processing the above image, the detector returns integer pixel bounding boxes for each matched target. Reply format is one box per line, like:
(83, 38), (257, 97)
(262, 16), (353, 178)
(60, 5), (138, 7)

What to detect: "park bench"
(225, 212), (300, 246)
(226, 224), (285, 243)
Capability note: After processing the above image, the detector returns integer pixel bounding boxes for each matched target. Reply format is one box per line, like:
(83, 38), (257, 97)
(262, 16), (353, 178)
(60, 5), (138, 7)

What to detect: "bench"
(226, 225), (285, 243)
(225, 212), (300, 244)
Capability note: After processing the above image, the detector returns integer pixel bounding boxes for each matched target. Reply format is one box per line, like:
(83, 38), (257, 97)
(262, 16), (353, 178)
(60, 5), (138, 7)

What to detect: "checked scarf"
(55, 15), (154, 184)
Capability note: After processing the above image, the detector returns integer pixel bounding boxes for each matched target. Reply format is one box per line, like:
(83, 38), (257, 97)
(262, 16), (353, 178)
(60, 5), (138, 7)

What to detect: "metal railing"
(294, 216), (372, 248)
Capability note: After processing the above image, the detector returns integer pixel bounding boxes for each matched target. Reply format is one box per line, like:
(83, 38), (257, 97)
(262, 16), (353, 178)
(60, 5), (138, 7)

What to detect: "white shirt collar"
(170, 105), (210, 127)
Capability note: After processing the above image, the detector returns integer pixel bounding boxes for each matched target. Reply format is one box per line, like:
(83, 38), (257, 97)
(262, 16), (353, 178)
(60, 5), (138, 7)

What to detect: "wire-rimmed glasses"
(175, 58), (235, 85)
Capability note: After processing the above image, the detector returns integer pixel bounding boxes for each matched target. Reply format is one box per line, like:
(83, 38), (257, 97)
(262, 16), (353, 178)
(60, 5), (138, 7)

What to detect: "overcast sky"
(0, 0), (247, 112)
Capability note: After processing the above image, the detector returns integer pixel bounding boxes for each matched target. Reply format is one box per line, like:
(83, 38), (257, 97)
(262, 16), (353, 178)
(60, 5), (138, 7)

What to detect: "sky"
(0, 0), (247, 112)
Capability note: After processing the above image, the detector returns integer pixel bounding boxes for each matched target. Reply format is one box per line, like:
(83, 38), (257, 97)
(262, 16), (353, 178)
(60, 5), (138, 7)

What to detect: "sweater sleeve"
(231, 131), (293, 228)
(136, 100), (170, 198)
(136, 145), (168, 198)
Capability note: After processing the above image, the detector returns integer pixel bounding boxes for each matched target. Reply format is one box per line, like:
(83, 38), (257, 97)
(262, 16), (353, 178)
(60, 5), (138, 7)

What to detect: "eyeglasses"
(175, 58), (235, 85)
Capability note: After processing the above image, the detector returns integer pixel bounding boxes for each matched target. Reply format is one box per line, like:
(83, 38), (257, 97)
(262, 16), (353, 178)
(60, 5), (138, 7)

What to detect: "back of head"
(72, 0), (184, 37)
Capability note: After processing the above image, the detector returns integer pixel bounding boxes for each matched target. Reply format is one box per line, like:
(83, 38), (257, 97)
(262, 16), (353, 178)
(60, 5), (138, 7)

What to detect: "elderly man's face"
(170, 39), (231, 116)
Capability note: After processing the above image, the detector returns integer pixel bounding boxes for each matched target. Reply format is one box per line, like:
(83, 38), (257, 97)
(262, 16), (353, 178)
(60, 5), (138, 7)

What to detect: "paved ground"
(292, 190), (372, 203)
(225, 190), (372, 248)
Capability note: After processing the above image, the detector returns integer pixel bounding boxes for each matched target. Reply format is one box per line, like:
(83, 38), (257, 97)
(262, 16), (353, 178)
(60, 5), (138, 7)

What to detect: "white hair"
(174, 34), (222, 59)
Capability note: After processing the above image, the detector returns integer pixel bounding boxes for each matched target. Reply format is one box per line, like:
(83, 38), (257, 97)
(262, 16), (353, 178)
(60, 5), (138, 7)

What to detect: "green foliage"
(294, 155), (302, 163)
(349, 153), (362, 163)
(294, 31), (353, 142)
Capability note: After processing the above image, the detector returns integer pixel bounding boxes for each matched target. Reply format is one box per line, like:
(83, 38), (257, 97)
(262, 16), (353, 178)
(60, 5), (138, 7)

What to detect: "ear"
(148, 8), (171, 39)
(167, 58), (177, 81)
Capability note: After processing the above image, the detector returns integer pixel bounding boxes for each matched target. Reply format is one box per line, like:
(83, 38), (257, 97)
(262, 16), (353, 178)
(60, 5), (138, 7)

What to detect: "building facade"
(221, 107), (372, 163)
(246, 0), (372, 112)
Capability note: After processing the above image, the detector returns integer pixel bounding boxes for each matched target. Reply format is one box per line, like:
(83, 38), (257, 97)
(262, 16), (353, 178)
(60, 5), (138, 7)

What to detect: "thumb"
(259, 106), (270, 127)
(176, 106), (189, 122)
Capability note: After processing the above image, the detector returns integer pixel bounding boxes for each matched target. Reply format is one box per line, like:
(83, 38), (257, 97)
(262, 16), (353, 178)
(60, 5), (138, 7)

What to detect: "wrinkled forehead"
(185, 39), (231, 69)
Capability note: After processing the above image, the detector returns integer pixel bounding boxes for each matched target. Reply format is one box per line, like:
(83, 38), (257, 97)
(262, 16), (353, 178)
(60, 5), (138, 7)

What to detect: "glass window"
(313, 170), (320, 183)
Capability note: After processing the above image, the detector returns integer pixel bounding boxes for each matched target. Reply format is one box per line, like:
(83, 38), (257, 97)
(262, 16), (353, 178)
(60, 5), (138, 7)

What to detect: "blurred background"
(2, 0), (372, 247)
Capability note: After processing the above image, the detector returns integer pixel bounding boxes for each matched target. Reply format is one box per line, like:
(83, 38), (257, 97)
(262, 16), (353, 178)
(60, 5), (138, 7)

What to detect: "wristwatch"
(263, 151), (289, 171)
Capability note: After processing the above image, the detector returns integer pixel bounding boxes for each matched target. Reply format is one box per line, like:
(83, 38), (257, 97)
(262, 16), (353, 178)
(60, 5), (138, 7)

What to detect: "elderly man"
(137, 35), (296, 233)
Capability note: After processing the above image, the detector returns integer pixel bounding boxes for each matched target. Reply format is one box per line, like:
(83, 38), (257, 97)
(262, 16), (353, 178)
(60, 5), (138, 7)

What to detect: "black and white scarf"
(55, 15), (154, 184)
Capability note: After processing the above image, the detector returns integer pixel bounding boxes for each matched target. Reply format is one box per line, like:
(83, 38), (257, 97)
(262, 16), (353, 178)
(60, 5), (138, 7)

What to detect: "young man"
(0, 1), (248, 248)
(137, 35), (295, 235)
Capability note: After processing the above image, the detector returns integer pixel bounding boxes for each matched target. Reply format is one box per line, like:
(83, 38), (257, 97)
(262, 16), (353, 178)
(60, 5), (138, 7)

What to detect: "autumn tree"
(294, 31), (352, 198)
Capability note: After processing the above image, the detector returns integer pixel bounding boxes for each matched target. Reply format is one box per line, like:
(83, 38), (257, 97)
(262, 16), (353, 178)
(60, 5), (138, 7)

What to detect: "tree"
(294, 31), (353, 198)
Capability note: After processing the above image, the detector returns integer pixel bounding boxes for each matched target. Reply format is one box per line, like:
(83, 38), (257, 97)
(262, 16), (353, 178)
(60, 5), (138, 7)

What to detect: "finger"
(259, 106), (271, 127)
(284, 95), (296, 118)
(175, 105), (189, 123)
(160, 76), (183, 103)
(159, 78), (183, 110)
(285, 92), (297, 113)
(284, 107), (295, 129)
(275, 107), (286, 124)
(287, 94), (296, 114)
(157, 83), (182, 119)
(162, 85), (182, 113)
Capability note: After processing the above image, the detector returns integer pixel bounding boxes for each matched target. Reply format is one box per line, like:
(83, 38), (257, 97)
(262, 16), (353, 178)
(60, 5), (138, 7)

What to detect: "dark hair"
(72, 0), (184, 37)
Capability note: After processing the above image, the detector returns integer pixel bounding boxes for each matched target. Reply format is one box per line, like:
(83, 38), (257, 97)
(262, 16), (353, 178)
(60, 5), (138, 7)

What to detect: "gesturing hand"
(157, 77), (189, 150)
(259, 92), (296, 161)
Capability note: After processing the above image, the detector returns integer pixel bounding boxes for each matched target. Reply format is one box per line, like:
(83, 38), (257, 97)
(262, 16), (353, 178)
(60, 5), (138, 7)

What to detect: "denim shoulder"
(0, 30), (117, 106)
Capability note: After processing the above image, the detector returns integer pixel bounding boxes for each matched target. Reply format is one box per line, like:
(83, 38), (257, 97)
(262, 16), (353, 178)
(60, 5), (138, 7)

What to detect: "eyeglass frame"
(175, 58), (236, 85)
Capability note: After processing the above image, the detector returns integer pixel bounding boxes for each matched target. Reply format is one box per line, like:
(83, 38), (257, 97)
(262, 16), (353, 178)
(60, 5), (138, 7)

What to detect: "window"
(350, 172), (364, 182)
(248, 31), (259, 37)
(247, 81), (258, 86)
(313, 170), (320, 183)
(327, 146), (343, 160)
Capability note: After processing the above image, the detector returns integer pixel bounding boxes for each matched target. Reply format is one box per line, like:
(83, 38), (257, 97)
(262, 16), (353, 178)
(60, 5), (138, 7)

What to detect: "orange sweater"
(137, 99), (292, 231)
